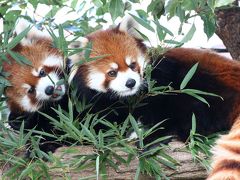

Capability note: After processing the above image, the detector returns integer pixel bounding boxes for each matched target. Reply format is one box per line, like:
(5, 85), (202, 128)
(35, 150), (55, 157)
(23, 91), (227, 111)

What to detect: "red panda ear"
(69, 37), (89, 49)
(15, 18), (51, 46)
(118, 15), (142, 40)
(68, 37), (89, 65)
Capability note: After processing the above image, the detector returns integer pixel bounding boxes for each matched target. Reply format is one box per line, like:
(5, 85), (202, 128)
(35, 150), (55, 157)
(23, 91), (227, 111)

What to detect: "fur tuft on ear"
(118, 15), (142, 39)
(68, 37), (89, 65)
(68, 37), (89, 84)
(15, 19), (51, 45)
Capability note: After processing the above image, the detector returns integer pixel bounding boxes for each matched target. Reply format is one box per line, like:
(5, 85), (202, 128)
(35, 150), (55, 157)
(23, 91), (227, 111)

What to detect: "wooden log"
(49, 141), (208, 179)
(0, 141), (208, 179)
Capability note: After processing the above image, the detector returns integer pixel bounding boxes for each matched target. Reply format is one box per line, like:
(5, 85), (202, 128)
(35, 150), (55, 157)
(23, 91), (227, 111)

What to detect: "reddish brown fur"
(3, 38), (62, 112)
(165, 48), (240, 92)
(166, 47), (240, 125)
(170, 48), (240, 179)
(87, 29), (145, 72)
(75, 28), (146, 89)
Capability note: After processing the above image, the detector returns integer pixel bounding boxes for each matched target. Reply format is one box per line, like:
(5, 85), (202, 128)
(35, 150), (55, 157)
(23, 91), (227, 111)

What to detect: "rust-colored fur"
(165, 48), (240, 92)
(87, 29), (146, 72)
(165, 48), (240, 179)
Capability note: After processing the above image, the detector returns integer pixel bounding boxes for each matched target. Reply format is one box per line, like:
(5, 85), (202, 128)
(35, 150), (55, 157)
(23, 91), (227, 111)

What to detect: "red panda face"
(71, 22), (148, 97)
(3, 36), (66, 113)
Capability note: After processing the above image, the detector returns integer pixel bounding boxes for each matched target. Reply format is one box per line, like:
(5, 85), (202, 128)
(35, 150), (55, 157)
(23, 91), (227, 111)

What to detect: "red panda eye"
(108, 70), (117, 77)
(129, 62), (137, 70)
(28, 87), (35, 94)
(39, 69), (46, 77)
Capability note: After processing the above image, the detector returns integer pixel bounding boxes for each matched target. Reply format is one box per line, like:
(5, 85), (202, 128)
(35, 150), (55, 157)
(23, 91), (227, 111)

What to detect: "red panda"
(164, 48), (240, 179)
(68, 17), (149, 132)
(69, 17), (240, 178)
(3, 20), (66, 113)
(69, 18), (147, 97)
(2, 19), (67, 152)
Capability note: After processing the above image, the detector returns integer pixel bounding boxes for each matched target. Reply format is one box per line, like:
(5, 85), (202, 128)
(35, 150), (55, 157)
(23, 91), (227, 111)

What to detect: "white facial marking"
(68, 37), (89, 65)
(32, 69), (39, 77)
(137, 55), (148, 76)
(35, 72), (65, 101)
(110, 63), (118, 69)
(20, 95), (38, 112)
(43, 55), (63, 67)
(109, 69), (141, 97)
(68, 66), (78, 84)
(88, 70), (106, 92)
(128, 131), (138, 140)
(78, 37), (89, 47)
(22, 83), (31, 90)
(125, 56), (132, 66)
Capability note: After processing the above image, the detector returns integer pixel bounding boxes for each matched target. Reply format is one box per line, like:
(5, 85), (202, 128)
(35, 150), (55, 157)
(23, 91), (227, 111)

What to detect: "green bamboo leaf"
(45, 6), (59, 18)
(134, 28), (151, 42)
(155, 156), (176, 170)
(58, 25), (68, 55)
(215, 0), (235, 7)
(180, 63), (198, 90)
(84, 42), (93, 61)
(191, 113), (196, 134)
(164, 39), (182, 45)
(184, 91), (210, 107)
(68, 98), (73, 122)
(7, 50), (32, 66)
(135, 164), (141, 180)
(120, 116), (130, 136)
(81, 124), (96, 142)
(182, 89), (223, 100)
(71, 0), (78, 9)
(7, 25), (31, 49)
(155, 21), (165, 41)
(109, 0), (124, 22)
(180, 23), (196, 43)
(96, 155), (100, 180)
(93, 0), (103, 7)
(129, 114), (139, 137)
(129, 14), (155, 32)
(201, 15), (216, 39)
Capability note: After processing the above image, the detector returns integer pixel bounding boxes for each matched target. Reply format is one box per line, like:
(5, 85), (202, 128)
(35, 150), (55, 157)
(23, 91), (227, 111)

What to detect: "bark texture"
(48, 141), (207, 179)
(0, 141), (208, 179)
(215, 6), (240, 60)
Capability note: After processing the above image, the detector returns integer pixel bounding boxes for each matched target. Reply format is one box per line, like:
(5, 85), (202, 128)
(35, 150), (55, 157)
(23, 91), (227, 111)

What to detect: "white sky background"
(0, 1), (229, 54)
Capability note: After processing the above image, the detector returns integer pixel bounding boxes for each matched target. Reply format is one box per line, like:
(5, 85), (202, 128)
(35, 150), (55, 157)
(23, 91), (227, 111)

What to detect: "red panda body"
(70, 19), (240, 179)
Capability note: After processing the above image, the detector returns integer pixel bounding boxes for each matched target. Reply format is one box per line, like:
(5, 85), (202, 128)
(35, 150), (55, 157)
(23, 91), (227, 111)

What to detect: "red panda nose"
(45, 86), (54, 95)
(125, 79), (136, 89)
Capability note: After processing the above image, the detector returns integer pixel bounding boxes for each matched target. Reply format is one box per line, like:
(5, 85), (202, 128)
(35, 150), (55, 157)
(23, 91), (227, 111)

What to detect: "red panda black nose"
(125, 79), (136, 88)
(45, 86), (54, 95)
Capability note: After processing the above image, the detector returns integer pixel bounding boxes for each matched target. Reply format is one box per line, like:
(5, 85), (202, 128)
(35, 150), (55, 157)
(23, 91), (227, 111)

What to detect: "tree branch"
(215, 7), (240, 60)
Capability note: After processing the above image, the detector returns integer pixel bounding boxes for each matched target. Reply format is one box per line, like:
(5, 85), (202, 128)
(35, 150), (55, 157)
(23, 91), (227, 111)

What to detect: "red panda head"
(69, 16), (148, 97)
(2, 20), (66, 113)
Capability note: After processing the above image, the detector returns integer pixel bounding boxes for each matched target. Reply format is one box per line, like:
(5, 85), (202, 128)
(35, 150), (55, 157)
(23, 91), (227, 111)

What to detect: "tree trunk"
(215, 6), (240, 60)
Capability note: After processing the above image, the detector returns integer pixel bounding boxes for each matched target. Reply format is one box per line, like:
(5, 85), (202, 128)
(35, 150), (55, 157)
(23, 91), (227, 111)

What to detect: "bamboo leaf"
(109, 0), (124, 22)
(129, 14), (155, 32)
(7, 25), (31, 49)
(180, 23), (196, 43)
(180, 63), (198, 90)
